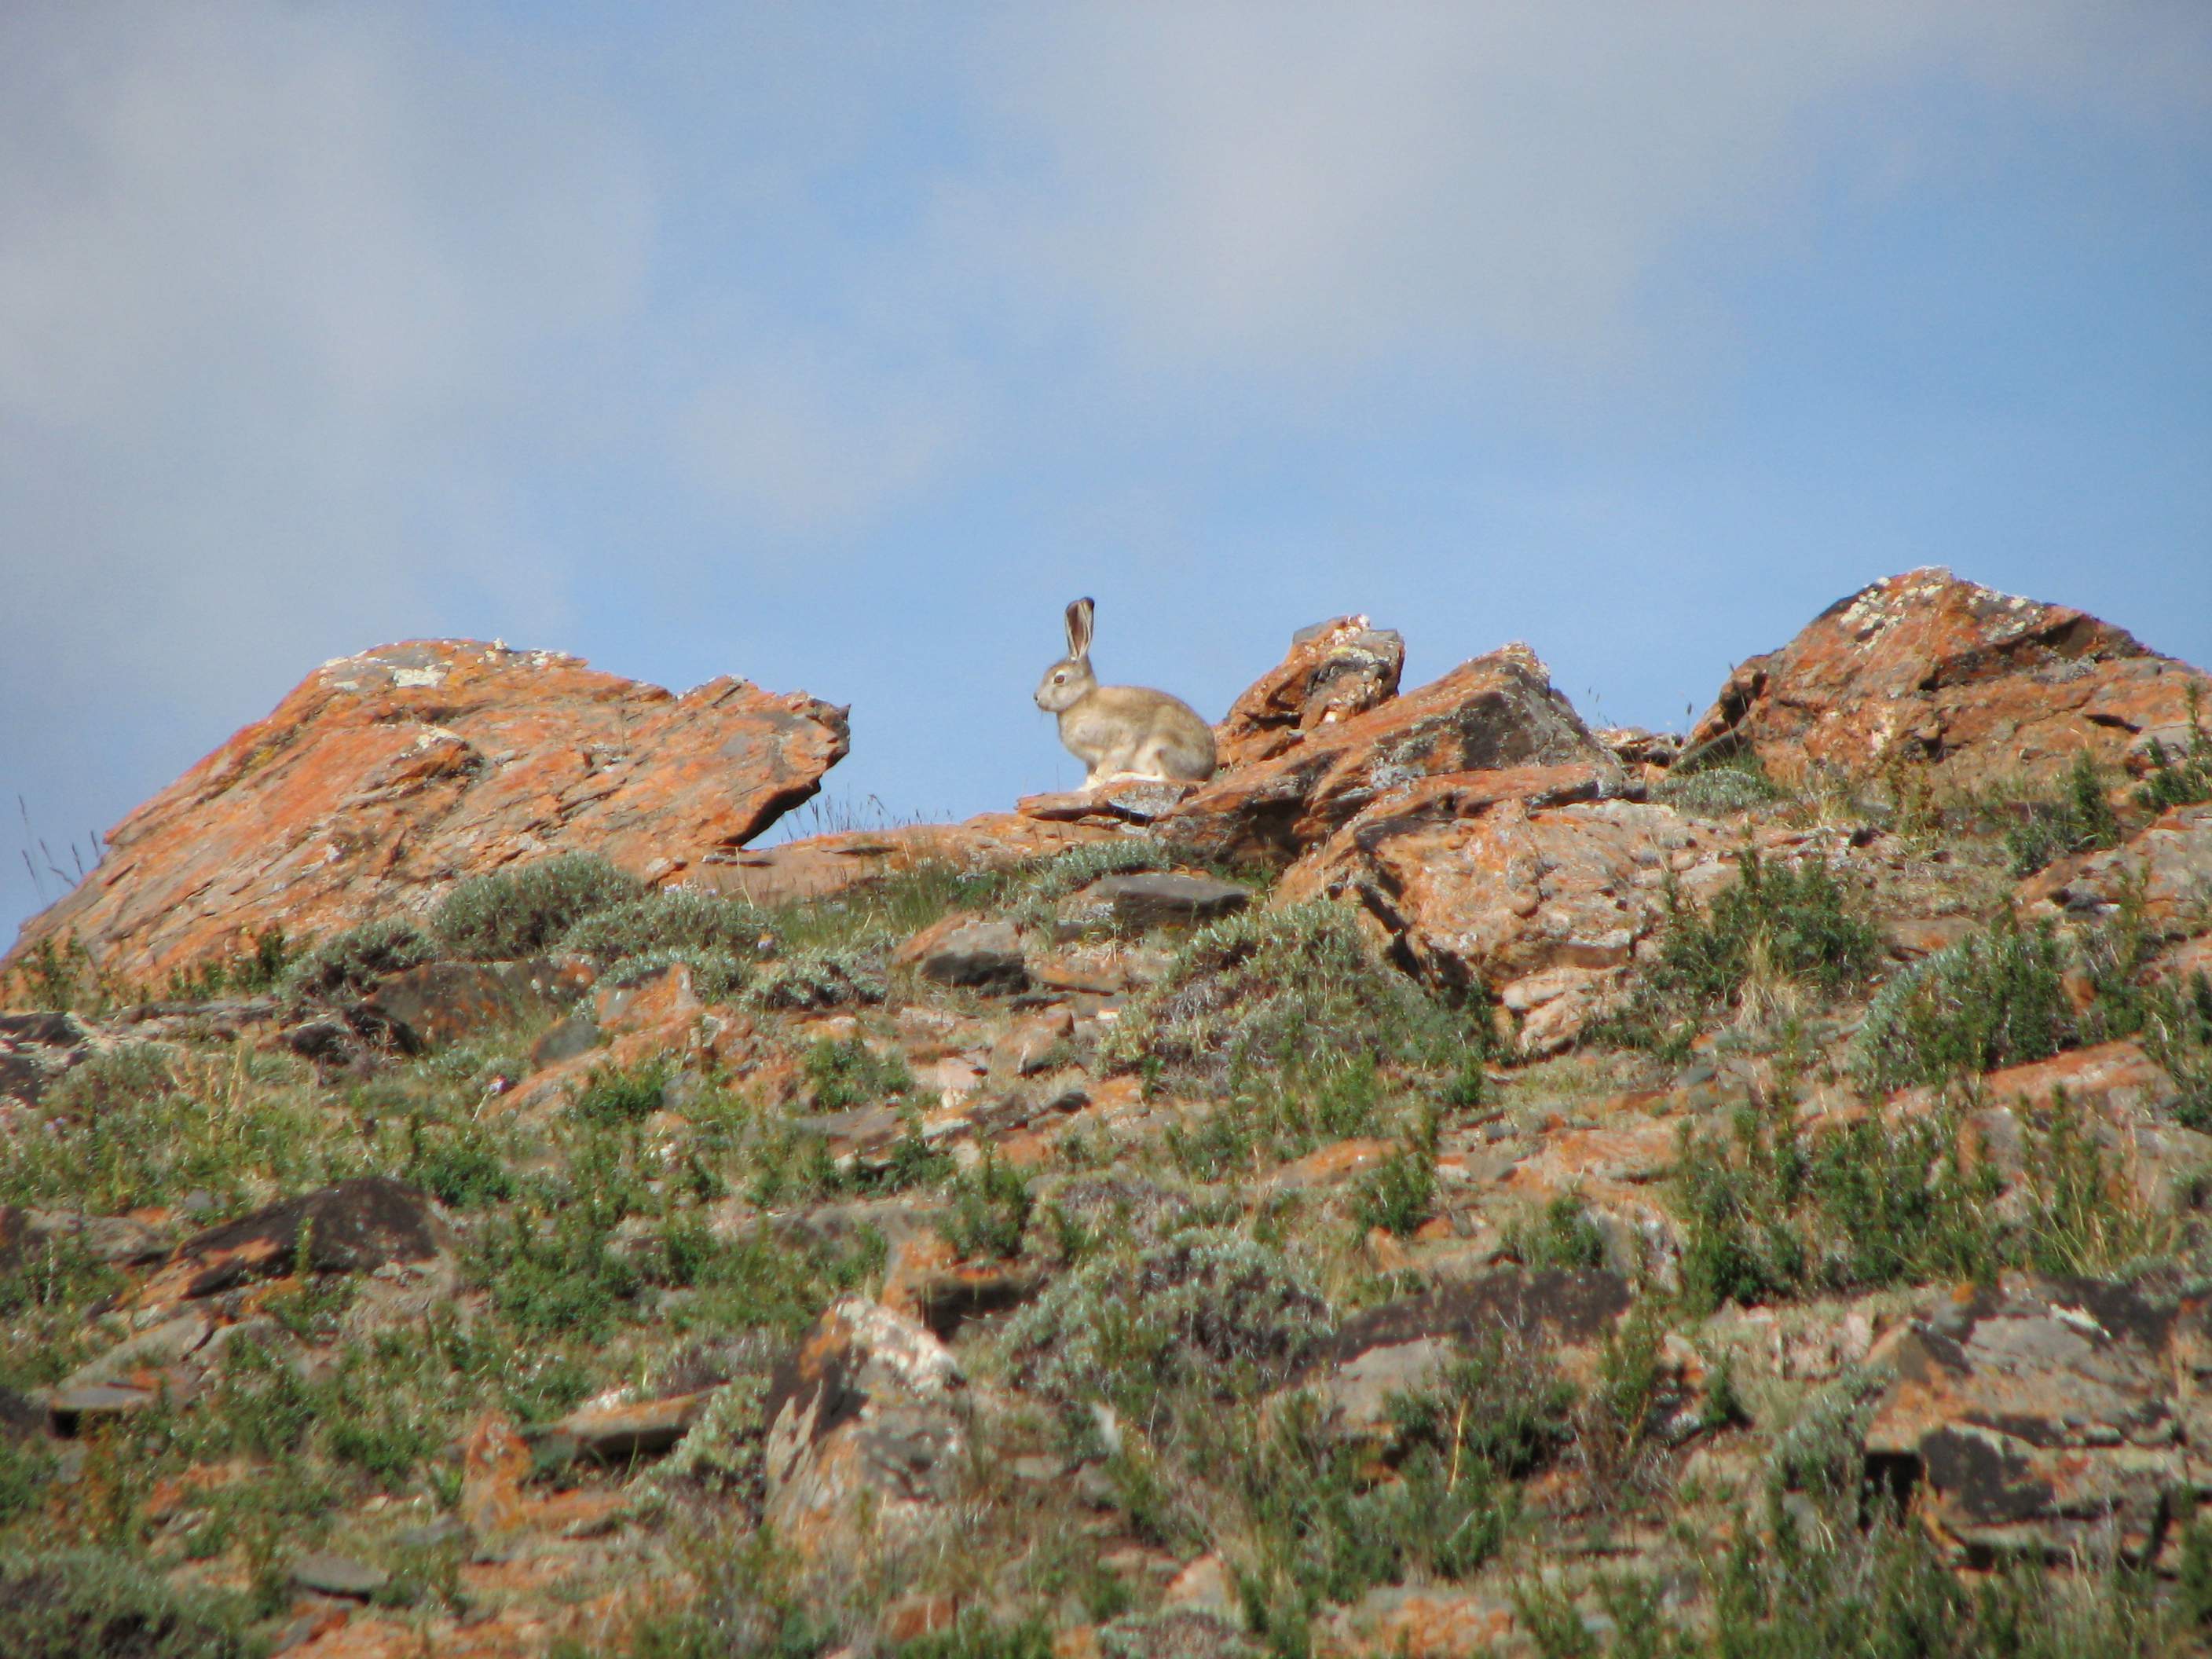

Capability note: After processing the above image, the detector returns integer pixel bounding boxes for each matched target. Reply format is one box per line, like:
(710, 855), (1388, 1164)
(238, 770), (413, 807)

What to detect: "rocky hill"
(3, 568), (2212, 1657)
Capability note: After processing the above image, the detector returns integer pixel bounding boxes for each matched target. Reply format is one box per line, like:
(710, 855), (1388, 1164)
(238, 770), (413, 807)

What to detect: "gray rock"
(899, 917), (1028, 993)
(287, 1552), (389, 1598)
(529, 1009), (601, 1068)
(0, 1011), (94, 1106)
(47, 1384), (157, 1432)
(1864, 1275), (2212, 1561)
(538, 1390), (713, 1467)
(762, 1297), (967, 1552)
(60, 1311), (211, 1391)
(1071, 872), (1251, 932)
(365, 958), (587, 1051)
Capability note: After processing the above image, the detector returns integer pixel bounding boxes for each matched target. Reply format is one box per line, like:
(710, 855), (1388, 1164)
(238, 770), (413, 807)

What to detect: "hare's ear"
(1064, 597), (1096, 660)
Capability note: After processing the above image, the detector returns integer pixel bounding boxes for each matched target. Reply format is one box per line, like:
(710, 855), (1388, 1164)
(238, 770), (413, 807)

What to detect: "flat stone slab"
(543, 1390), (713, 1465)
(48, 1383), (158, 1432)
(1067, 872), (1251, 932)
(288, 1552), (389, 1599)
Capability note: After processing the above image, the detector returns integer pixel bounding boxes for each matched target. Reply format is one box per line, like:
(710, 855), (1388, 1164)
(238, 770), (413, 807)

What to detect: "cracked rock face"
(761, 1296), (968, 1558)
(1863, 1276), (2212, 1562)
(1161, 643), (1622, 866)
(2, 640), (850, 987)
(1212, 614), (1407, 772)
(1685, 567), (2211, 790)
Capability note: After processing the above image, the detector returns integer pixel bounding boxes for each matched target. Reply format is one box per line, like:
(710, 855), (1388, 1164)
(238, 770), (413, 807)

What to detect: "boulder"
(760, 1296), (968, 1558)
(537, 1390), (716, 1467)
(362, 957), (594, 1049)
(1684, 569), (2212, 790)
(1302, 1266), (1634, 1441)
(1060, 872), (1251, 933)
(1018, 779), (1200, 825)
(1213, 615), (1406, 771)
(1280, 788), (1719, 1049)
(0, 1012), (95, 1107)
(130, 1176), (446, 1309)
(2018, 803), (2212, 933)
(2, 640), (849, 988)
(287, 1553), (388, 1600)
(1863, 1276), (2212, 1561)
(1159, 645), (1621, 866)
(894, 916), (1028, 992)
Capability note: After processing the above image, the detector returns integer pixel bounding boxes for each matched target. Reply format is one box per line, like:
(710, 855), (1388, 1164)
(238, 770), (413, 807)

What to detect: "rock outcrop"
(1686, 568), (2211, 789)
(4, 640), (849, 985)
(687, 814), (1120, 910)
(1211, 615), (1405, 772)
(2, 571), (2210, 1654)
(1282, 787), (1717, 1049)
(1160, 643), (1621, 865)
(761, 1296), (969, 1558)
(1864, 1276), (2211, 1562)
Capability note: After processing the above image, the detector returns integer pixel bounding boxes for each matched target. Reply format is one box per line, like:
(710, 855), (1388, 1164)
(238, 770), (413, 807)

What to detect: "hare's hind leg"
(1120, 737), (1172, 783)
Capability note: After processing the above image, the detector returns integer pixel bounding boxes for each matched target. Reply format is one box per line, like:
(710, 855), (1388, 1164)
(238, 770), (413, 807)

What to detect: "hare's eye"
(1053, 672), (1067, 683)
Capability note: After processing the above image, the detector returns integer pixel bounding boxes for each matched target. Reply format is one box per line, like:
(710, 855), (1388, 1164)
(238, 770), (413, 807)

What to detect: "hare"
(1035, 598), (1217, 786)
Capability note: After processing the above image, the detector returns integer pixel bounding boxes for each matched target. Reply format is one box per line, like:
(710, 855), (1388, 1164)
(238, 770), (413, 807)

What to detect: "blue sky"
(4, 3), (2208, 946)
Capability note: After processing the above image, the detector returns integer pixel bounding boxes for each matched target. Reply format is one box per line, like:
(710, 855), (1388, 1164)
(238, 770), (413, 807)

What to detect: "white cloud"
(0, 3), (650, 688)
(969, 2), (2210, 372)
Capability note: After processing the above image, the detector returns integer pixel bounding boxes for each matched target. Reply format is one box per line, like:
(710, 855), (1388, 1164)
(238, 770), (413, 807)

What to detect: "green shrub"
(1111, 901), (1482, 1084)
(800, 1038), (911, 1110)
(743, 947), (887, 1010)
(1654, 754), (1789, 815)
(1225, 1390), (1512, 1646)
(1002, 1231), (1332, 1415)
(621, 1525), (843, 1659)
(2022, 1086), (2177, 1276)
(602, 947), (746, 1002)
(573, 1059), (671, 1126)
(2144, 972), (2212, 1132)
(1004, 839), (1181, 930)
(560, 888), (767, 964)
(1165, 1056), (1390, 1179)
(1221, 1340), (1571, 1648)
(282, 916), (437, 1003)
(0, 1434), (56, 1524)
(430, 853), (643, 960)
(35, 1042), (176, 1120)
(405, 1119), (515, 1208)
(1673, 1095), (2005, 1314)
(1504, 1193), (1609, 1271)
(470, 1138), (646, 1341)
(0, 1548), (256, 1659)
(938, 1153), (1035, 1259)
(1386, 1335), (1578, 1481)
(765, 860), (1009, 958)
(1351, 1136), (1437, 1238)
(1648, 850), (1880, 1009)
(898, 1614), (1056, 1659)
(1522, 1492), (2178, 1657)
(1851, 911), (2074, 1093)
(2, 934), (121, 1014)
(2072, 888), (2212, 1130)
(164, 925), (297, 1001)
(5, 1046), (340, 1216)
(2005, 752), (2122, 877)
(2136, 685), (2212, 813)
